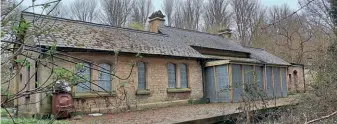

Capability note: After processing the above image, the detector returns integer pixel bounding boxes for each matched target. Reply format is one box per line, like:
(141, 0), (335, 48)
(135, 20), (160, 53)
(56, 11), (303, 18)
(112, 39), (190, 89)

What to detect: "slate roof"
(159, 27), (290, 65)
(22, 12), (290, 65)
(245, 48), (290, 65)
(159, 27), (247, 53)
(203, 55), (262, 63)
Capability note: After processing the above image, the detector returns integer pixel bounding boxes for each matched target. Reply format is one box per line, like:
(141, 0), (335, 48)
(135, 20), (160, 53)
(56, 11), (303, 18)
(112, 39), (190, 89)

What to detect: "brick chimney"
(218, 29), (232, 39)
(148, 10), (165, 33)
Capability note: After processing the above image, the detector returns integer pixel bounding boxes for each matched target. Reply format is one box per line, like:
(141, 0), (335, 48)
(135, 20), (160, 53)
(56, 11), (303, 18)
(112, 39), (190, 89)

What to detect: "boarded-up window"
(232, 64), (243, 102)
(266, 66), (273, 97)
(180, 64), (188, 88)
(168, 63), (176, 88)
(138, 62), (146, 90)
(216, 65), (230, 102)
(76, 63), (91, 92)
(255, 66), (264, 89)
(273, 67), (282, 97)
(205, 67), (216, 102)
(244, 65), (254, 96)
(243, 65), (254, 85)
(98, 63), (111, 91)
(281, 68), (287, 97)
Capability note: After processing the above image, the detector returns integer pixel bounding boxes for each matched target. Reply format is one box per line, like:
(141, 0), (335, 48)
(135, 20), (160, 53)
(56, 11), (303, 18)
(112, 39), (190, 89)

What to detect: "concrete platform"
(68, 95), (298, 124)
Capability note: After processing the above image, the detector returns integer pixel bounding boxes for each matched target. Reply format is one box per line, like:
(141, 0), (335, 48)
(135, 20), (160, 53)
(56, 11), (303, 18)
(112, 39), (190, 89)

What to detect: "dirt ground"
(68, 96), (297, 124)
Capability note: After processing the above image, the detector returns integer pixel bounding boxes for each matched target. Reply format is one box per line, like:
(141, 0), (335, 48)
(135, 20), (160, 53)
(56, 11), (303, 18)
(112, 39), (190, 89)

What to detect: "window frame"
(179, 63), (188, 88)
(167, 63), (177, 88)
(75, 62), (92, 92)
(96, 63), (112, 92)
(137, 62), (147, 90)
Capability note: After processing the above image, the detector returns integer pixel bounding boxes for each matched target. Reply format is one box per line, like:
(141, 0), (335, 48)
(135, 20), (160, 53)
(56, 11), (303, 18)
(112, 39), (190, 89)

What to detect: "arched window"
(168, 63), (176, 88)
(97, 63), (111, 91)
(76, 63), (91, 92)
(293, 70), (298, 83)
(137, 62), (146, 90)
(180, 64), (188, 88)
(27, 66), (30, 91)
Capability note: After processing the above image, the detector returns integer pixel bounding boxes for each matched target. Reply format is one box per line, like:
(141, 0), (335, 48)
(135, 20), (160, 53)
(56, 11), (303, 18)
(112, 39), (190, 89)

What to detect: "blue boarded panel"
(273, 67), (282, 98)
(232, 64), (243, 102)
(205, 67), (216, 103)
(215, 65), (230, 102)
(138, 62), (146, 90)
(244, 65), (254, 89)
(168, 63), (176, 88)
(180, 64), (188, 88)
(266, 66), (273, 98)
(255, 66), (264, 90)
(281, 68), (288, 97)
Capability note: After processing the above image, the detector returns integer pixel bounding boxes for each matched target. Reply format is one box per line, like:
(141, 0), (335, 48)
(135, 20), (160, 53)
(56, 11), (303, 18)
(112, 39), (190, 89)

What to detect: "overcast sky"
(22, 0), (300, 13)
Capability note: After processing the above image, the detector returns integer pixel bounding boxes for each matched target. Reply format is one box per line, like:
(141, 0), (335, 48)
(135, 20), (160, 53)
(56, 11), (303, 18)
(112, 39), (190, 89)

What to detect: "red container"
(52, 93), (74, 119)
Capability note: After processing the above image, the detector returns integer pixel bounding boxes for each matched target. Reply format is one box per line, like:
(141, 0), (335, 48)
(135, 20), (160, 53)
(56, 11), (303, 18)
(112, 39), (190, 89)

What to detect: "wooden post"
(213, 66), (217, 102)
(228, 64), (233, 103)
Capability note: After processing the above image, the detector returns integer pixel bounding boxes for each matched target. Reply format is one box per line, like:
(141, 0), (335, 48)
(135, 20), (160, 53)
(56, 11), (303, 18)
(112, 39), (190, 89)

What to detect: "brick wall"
(287, 66), (305, 93)
(34, 52), (203, 114)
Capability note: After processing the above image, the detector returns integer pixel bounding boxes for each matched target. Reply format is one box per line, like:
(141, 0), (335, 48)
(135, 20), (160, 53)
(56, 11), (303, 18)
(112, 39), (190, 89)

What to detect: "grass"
(1, 108), (69, 124)
(1, 118), (69, 124)
(1, 108), (14, 117)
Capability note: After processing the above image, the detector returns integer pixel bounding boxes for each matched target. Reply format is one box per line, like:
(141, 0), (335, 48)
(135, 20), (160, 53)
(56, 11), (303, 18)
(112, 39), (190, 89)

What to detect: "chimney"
(148, 10), (165, 33)
(218, 29), (232, 39)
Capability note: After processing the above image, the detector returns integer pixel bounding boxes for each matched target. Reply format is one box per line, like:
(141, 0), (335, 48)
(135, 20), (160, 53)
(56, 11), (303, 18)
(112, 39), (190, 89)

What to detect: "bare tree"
(68, 0), (99, 22)
(162, 0), (175, 26)
(300, 0), (334, 34)
(46, 1), (69, 18)
(203, 0), (232, 33)
(173, 0), (203, 30)
(101, 0), (132, 27)
(131, 0), (153, 27)
(270, 5), (314, 63)
(231, 0), (265, 47)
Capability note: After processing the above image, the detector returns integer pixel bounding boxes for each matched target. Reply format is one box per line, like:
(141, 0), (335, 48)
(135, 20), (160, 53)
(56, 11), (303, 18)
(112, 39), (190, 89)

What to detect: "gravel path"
(68, 96), (297, 124)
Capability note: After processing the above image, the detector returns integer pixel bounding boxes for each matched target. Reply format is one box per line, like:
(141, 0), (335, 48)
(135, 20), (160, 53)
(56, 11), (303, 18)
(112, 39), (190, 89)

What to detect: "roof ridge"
(21, 11), (168, 36)
(163, 26), (227, 38)
(245, 47), (265, 51)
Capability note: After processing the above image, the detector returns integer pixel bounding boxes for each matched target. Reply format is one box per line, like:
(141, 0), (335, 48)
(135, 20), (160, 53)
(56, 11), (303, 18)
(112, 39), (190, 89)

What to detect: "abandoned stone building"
(13, 11), (305, 116)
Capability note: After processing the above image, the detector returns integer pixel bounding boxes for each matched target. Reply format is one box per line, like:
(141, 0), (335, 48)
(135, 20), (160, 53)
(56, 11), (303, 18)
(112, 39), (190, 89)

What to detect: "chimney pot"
(148, 10), (165, 33)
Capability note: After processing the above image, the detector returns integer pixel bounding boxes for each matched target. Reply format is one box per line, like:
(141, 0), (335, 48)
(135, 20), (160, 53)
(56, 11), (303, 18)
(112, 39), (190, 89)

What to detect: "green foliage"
(0, 117), (69, 124)
(136, 53), (143, 58)
(1, 87), (13, 97)
(330, 0), (337, 27)
(11, 19), (31, 36)
(114, 50), (119, 55)
(53, 66), (85, 86)
(42, 3), (51, 9)
(45, 44), (57, 58)
(188, 99), (206, 105)
(1, 108), (13, 117)
(128, 22), (144, 31)
(15, 59), (30, 67)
